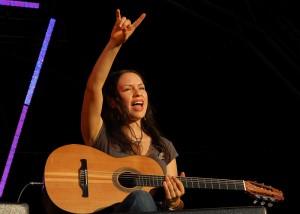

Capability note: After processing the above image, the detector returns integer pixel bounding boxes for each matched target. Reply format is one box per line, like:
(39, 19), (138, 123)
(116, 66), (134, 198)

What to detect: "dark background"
(0, 0), (296, 213)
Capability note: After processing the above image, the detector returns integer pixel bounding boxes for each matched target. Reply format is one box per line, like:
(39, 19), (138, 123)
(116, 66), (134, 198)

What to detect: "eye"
(123, 87), (131, 92)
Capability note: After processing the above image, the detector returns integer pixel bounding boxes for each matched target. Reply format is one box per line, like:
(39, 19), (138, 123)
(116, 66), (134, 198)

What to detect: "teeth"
(133, 101), (143, 106)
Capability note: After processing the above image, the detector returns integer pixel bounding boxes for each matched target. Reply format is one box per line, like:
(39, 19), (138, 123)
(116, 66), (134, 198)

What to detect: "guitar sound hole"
(118, 172), (138, 188)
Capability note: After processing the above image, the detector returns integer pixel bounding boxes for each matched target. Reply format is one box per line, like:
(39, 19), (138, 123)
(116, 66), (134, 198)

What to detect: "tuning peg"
(267, 202), (273, 207)
(260, 201), (265, 206)
(269, 198), (276, 202)
(255, 194), (261, 199)
(253, 200), (258, 205)
(262, 196), (269, 201)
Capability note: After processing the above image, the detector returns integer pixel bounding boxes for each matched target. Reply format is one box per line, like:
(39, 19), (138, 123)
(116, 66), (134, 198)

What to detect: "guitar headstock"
(244, 180), (284, 207)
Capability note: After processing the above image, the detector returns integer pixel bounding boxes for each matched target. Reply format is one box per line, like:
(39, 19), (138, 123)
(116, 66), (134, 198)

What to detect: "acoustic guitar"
(44, 144), (284, 214)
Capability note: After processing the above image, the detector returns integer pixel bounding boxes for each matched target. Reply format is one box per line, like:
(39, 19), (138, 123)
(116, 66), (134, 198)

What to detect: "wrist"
(167, 198), (184, 211)
(108, 38), (123, 48)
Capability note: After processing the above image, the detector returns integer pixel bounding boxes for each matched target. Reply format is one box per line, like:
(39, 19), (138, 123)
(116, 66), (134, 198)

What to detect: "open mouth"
(131, 100), (144, 111)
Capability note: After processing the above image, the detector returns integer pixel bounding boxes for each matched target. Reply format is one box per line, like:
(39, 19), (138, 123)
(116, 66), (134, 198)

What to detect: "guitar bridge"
(79, 159), (89, 197)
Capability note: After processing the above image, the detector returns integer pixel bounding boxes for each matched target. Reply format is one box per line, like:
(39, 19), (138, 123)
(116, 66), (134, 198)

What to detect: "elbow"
(81, 126), (95, 147)
(82, 134), (96, 147)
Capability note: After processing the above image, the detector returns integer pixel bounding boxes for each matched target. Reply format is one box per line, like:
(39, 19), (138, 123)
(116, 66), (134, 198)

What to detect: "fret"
(150, 176), (154, 186)
(136, 175), (244, 191)
(137, 175), (142, 186)
(211, 182), (218, 189)
(145, 176), (148, 186)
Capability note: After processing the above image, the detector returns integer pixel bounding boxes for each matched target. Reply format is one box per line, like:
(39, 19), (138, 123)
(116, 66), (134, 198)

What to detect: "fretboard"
(135, 175), (245, 191)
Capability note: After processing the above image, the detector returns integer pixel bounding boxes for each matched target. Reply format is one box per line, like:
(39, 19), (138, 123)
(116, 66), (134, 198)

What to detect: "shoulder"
(93, 124), (109, 150)
(160, 136), (171, 143)
(160, 136), (178, 158)
(160, 136), (175, 148)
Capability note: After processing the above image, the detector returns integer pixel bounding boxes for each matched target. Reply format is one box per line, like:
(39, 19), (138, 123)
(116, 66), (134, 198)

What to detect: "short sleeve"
(93, 125), (110, 153)
(161, 137), (178, 164)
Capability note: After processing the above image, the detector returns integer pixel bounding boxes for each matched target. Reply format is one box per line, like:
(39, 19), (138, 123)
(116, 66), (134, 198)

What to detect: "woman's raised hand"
(110, 9), (146, 46)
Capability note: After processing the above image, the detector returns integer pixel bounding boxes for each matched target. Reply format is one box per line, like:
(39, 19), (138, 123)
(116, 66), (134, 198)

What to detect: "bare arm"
(81, 9), (146, 146)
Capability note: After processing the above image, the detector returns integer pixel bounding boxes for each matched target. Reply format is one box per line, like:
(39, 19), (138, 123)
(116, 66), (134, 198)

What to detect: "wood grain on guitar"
(44, 144), (284, 214)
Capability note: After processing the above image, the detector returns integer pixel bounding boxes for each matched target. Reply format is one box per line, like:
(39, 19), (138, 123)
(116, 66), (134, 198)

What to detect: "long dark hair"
(102, 69), (171, 162)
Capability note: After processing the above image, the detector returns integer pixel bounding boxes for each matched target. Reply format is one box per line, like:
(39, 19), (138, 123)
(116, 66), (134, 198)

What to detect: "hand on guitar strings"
(163, 172), (185, 209)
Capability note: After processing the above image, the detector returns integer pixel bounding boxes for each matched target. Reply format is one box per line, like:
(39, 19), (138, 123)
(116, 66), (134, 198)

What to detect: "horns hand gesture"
(110, 9), (146, 46)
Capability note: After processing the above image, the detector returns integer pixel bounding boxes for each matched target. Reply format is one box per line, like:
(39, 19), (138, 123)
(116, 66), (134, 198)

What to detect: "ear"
(109, 98), (117, 108)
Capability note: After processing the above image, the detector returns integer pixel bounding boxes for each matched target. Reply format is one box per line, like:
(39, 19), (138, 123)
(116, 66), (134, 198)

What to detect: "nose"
(133, 87), (142, 96)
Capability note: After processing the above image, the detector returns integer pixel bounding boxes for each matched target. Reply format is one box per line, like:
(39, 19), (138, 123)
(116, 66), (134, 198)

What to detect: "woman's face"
(116, 72), (148, 121)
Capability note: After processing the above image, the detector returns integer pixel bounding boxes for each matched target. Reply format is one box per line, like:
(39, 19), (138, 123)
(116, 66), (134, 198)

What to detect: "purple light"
(0, 0), (39, 8)
(0, 18), (56, 197)
(25, 18), (56, 105)
(0, 105), (28, 196)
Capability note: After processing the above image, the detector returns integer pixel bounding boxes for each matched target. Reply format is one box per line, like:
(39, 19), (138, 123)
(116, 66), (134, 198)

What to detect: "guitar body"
(44, 144), (164, 214)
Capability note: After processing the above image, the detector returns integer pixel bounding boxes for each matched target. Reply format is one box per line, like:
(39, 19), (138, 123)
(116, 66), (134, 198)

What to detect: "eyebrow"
(122, 83), (145, 87)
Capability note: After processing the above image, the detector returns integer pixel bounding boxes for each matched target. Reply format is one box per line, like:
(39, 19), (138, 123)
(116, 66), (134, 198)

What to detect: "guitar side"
(44, 144), (164, 214)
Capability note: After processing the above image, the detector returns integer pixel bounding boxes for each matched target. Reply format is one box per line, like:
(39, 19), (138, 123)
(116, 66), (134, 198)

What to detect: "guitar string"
(51, 171), (277, 195)
(88, 171), (243, 181)
(50, 169), (260, 185)
(54, 171), (277, 193)
(77, 171), (255, 189)
(82, 178), (244, 188)
(88, 170), (243, 181)
(79, 171), (245, 184)
(84, 177), (244, 189)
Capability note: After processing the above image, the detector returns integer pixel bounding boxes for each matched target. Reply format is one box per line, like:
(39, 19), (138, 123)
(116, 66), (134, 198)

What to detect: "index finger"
(132, 13), (146, 28)
(173, 177), (185, 192)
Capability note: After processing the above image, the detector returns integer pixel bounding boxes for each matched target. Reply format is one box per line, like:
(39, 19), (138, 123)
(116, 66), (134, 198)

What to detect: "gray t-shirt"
(93, 125), (178, 174)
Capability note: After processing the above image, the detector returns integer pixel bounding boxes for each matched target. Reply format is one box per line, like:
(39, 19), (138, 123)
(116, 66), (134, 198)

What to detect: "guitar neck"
(135, 175), (245, 191)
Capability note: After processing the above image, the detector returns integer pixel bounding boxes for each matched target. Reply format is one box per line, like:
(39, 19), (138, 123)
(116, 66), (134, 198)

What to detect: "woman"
(81, 9), (185, 213)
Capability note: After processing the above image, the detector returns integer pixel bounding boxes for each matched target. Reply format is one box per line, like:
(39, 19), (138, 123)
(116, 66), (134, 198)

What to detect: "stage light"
(0, 18), (56, 198)
(0, 0), (39, 9)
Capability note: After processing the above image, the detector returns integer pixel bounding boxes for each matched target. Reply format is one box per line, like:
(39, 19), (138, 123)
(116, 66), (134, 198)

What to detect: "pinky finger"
(115, 9), (121, 20)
